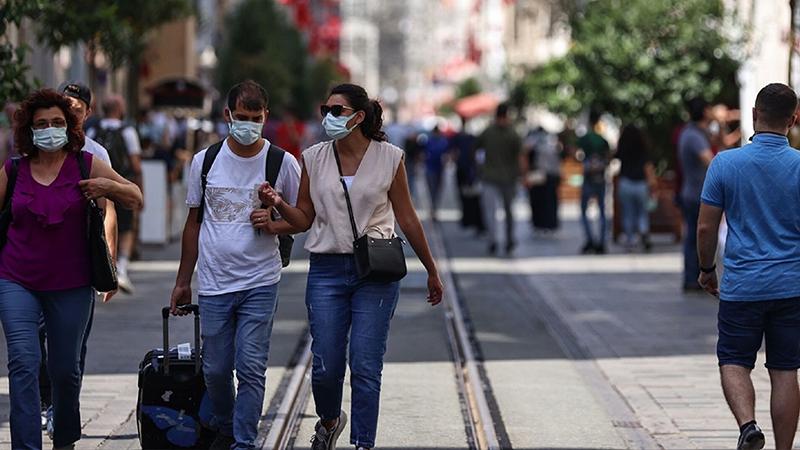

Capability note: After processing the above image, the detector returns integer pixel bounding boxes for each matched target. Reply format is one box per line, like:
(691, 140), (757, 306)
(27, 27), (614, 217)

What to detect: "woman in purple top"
(0, 89), (142, 450)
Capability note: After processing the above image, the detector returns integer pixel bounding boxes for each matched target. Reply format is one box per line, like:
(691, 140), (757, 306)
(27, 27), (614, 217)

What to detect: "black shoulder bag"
(0, 158), (20, 250)
(197, 141), (294, 267)
(333, 142), (407, 283)
(76, 152), (119, 292)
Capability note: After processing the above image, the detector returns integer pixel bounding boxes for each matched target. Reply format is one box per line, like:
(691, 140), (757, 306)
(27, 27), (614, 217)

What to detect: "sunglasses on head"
(320, 104), (355, 117)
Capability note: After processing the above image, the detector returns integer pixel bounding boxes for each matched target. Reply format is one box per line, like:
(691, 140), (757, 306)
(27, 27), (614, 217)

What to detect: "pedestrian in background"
(450, 116), (485, 234)
(525, 125), (561, 233)
(615, 124), (656, 252)
(697, 83), (800, 450)
(577, 111), (610, 254)
(87, 95), (143, 294)
(171, 80), (301, 450)
(424, 125), (449, 221)
(0, 89), (141, 450)
(259, 83), (443, 450)
(476, 103), (526, 255)
(678, 97), (715, 291)
(403, 130), (422, 200)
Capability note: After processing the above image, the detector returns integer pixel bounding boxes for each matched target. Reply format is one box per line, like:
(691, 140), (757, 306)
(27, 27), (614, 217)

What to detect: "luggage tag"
(177, 343), (192, 361)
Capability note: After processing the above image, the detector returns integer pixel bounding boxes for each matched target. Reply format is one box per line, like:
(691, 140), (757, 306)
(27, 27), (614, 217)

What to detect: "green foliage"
(216, 0), (343, 120)
(36, 0), (193, 68)
(521, 0), (741, 163)
(0, 0), (193, 105)
(455, 77), (482, 99)
(0, 0), (48, 103)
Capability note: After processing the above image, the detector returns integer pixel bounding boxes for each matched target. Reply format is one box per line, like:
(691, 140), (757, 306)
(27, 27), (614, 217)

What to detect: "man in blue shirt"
(698, 83), (800, 450)
(679, 97), (715, 290)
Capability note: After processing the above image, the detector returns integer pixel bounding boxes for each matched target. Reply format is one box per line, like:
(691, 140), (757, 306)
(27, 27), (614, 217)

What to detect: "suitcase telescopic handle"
(160, 305), (201, 376)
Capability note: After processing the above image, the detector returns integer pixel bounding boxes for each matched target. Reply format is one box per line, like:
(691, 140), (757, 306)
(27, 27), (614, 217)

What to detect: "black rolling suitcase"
(137, 305), (214, 449)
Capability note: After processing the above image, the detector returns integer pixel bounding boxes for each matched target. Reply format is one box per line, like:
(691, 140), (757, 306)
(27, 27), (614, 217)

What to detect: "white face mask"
(32, 127), (68, 152)
(228, 111), (263, 146)
(322, 112), (358, 140)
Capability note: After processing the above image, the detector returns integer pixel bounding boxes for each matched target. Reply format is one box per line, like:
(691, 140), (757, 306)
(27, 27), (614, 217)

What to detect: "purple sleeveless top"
(0, 153), (92, 291)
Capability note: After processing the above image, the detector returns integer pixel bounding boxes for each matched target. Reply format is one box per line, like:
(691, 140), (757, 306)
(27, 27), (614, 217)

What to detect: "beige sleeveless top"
(303, 140), (404, 254)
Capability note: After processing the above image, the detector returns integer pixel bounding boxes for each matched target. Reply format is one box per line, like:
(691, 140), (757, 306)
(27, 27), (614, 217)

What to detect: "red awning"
(454, 93), (499, 119)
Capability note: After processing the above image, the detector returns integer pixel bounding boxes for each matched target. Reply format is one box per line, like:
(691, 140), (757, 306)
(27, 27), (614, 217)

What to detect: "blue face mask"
(322, 112), (358, 140)
(32, 127), (68, 152)
(228, 111), (263, 146)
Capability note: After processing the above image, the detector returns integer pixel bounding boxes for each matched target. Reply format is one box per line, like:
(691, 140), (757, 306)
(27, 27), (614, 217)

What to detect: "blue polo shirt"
(701, 133), (800, 301)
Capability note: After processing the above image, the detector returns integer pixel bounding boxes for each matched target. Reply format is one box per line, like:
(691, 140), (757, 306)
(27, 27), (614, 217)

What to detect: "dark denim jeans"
(198, 284), (279, 449)
(0, 279), (93, 450)
(681, 199), (701, 288)
(306, 253), (400, 449)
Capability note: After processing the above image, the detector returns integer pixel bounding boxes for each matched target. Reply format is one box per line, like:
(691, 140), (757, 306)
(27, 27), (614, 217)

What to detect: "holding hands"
(258, 182), (283, 208)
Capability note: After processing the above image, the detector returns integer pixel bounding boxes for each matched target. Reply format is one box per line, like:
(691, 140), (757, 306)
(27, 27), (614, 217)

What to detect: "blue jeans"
(581, 181), (607, 245)
(682, 198), (701, 288)
(0, 279), (93, 450)
(617, 177), (649, 244)
(40, 294), (95, 407)
(306, 253), (400, 448)
(199, 284), (279, 449)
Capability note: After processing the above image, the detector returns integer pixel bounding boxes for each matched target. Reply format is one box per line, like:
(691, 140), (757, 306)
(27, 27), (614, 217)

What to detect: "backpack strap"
(262, 145), (287, 227)
(197, 141), (225, 224)
(265, 144), (287, 188)
(3, 158), (20, 210)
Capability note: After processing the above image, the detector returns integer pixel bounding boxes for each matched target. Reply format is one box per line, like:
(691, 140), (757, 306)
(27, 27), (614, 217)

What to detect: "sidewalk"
(438, 196), (777, 449)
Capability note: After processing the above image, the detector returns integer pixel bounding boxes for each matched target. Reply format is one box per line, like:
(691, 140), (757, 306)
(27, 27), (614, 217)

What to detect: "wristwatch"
(700, 264), (717, 274)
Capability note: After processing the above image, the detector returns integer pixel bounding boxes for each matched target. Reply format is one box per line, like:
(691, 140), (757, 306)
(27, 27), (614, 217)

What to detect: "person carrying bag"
(258, 83), (443, 450)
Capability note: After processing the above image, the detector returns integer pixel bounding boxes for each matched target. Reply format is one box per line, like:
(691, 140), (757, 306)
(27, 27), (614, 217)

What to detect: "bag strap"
(332, 142), (359, 241)
(76, 151), (89, 180)
(264, 145), (287, 224)
(265, 144), (286, 188)
(3, 158), (20, 211)
(197, 141), (224, 224)
(76, 151), (104, 212)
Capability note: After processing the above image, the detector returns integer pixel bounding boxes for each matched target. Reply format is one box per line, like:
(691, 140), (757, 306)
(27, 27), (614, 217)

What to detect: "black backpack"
(93, 126), (134, 179)
(197, 141), (294, 267)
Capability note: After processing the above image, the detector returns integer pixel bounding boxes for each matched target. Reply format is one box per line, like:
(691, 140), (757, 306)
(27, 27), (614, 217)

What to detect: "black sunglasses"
(320, 104), (355, 117)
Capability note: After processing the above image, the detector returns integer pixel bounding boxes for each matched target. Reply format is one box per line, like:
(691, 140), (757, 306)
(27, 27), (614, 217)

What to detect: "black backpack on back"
(197, 141), (294, 267)
(93, 126), (134, 179)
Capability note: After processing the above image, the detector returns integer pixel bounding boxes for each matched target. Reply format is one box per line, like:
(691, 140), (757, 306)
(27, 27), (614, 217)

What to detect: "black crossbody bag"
(333, 143), (406, 283)
(76, 152), (118, 292)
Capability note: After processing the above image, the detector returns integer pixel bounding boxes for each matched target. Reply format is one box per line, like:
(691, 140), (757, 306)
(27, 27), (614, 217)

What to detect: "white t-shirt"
(87, 119), (142, 155)
(82, 136), (112, 166)
(186, 139), (301, 296)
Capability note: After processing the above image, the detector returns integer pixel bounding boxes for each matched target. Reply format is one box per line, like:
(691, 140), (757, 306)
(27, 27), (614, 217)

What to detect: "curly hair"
(14, 89), (85, 157)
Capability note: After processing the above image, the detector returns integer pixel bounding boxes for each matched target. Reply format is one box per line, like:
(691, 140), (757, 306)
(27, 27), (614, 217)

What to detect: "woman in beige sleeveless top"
(259, 84), (442, 450)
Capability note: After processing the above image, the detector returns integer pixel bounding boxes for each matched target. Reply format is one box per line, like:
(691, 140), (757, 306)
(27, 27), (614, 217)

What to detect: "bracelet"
(700, 264), (717, 274)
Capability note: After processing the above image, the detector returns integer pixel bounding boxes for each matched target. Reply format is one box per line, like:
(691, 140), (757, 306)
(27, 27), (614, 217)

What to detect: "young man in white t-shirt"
(171, 80), (301, 450)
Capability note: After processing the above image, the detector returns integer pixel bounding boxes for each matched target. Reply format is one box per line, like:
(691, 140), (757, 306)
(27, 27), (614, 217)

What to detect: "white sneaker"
(40, 407), (47, 430)
(117, 272), (135, 295)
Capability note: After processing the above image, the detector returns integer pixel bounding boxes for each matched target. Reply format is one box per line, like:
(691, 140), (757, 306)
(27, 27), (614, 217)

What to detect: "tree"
(0, 0), (48, 103)
(521, 0), (741, 164)
(35, 0), (193, 117)
(216, 0), (342, 120)
(456, 77), (482, 99)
